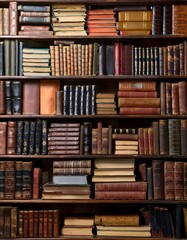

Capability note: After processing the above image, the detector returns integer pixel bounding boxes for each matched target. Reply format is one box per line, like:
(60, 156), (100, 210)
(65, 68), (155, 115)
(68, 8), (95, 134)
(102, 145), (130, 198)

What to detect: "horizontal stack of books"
(87, 8), (117, 36)
(51, 4), (87, 36)
(61, 217), (94, 236)
(18, 5), (52, 36)
(96, 93), (117, 115)
(42, 160), (91, 199)
(22, 47), (51, 76)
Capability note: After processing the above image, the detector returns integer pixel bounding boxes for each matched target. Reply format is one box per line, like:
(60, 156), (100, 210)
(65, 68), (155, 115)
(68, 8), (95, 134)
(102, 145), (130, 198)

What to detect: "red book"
(114, 42), (121, 76)
(164, 161), (174, 200)
(32, 168), (41, 199)
(95, 182), (147, 191)
(87, 27), (117, 33)
(119, 107), (160, 115)
(117, 91), (157, 97)
(95, 191), (146, 200)
(87, 14), (115, 19)
(179, 81), (187, 115)
(87, 9), (115, 15)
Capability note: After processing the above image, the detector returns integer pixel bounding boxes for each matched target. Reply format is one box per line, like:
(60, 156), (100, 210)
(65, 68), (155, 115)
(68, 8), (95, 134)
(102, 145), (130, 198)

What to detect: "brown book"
(53, 210), (59, 237)
(95, 181), (146, 191)
(54, 45), (60, 76)
(94, 158), (135, 169)
(95, 214), (139, 226)
(9, 2), (18, 35)
(174, 162), (184, 200)
(117, 91), (157, 97)
(48, 210), (53, 238)
(179, 81), (187, 115)
(5, 161), (15, 199)
(29, 210), (34, 238)
(53, 167), (91, 175)
(159, 119), (169, 155)
(167, 45), (174, 75)
(0, 122), (7, 154)
(23, 210), (29, 238)
(164, 161), (174, 200)
(184, 162), (187, 200)
(97, 122), (102, 154)
(40, 80), (60, 115)
(32, 167), (41, 199)
(118, 11), (152, 21)
(138, 163), (147, 181)
(119, 80), (156, 91)
(33, 210), (39, 238)
(38, 210), (44, 238)
(148, 127), (154, 155)
(50, 45), (55, 75)
(18, 210), (24, 237)
(117, 21), (152, 30)
(11, 207), (18, 238)
(21, 25), (50, 31)
(2, 8), (9, 35)
(15, 161), (23, 200)
(22, 161), (32, 200)
(56, 90), (63, 115)
(138, 128), (144, 155)
(166, 82), (172, 115)
(61, 226), (93, 236)
(0, 161), (5, 199)
(22, 80), (40, 115)
(181, 119), (187, 155)
(120, 107), (160, 115)
(4, 207), (11, 238)
(113, 133), (138, 140)
(43, 210), (48, 238)
(152, 160), (164, 200)
(160, 82), (166, 115)
(53, 160), (91, 168)
(0, 81), (5, 114)
(118, 98), (160, 108)
(7, 121), (16, 155)
(48, 149), (80, 155)
(152, 121), (159, 155)
(95, 191), (146, 200)
(48, 140), (79, 145)
(143, 128), (149, 155)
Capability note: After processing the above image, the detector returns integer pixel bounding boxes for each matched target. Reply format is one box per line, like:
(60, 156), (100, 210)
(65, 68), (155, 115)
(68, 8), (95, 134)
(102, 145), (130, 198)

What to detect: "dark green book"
(22, 121), (30, 155)
(28, 121), (36, 155)
(35, 119), (42, 155)
(41, 120), (48, 155)
(16, 121), (24, 154)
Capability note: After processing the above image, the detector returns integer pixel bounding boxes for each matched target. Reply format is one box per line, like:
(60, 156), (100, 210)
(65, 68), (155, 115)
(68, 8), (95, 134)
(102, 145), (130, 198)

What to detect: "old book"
(118, 11), (152, 21)
(163, 5), (172, 34)
(52, 175), (89, 185)
(96, 228), (151, 237)
(0, 122), (7, 154)
(117, 21), (152, 30)
(43, 182), (90, 193)
(32, 168), (41, 199)
(42, 193), (90, 199)
(0, 81), (5, 114)
(64, 217), (94, 226)
(9, 2), (18, 35)
(174, 162), (184, 200)
(94, 168), (134, 176)
(117, 90), (157, 97)
(35, 119), (42, 155)
(38, 210), (44, 238)
(22, 121), (30, 155)
(152, 121), (160, 155)
(118, 98), (160, 107)
(95, 191), (146, 200)
(11, 207), (18, 238)
(5, 161), (15, 199)
(53, 160), (91, 168)
(95, 158), (134, 168)
(168, 119), (181, 155)
(16, 121), (23, 154)
(22, 80), (39, 115)
(92, 175), (136, 182)
(119, 80), (156, 91)
(181, 119), (187, 155)
(159, 119), (169, 155)
(61, 226), (93, 236)
(147, 167), (153, 200)
(0, 161), (5, 200)
(18, 210), (24, 238)
(4, 207), (11, 238)
(15, 161), (22, 199)
(179, 81), (187, 115)
(22, 161), (32, 199)
(160, 82), (166, 115)
(28, 210), (34, 238)
(53, 167), (91, 175)
(95, 181), (146, 191)
(41, 120), (48, 155)
(33, 210), (39, 238)
(152, 160), (164, 199)
(152, 5), (163, 35)
(112, 133), (138, 140)
(95, 214), (139, 226)
(40, 80), (60, 115)
(7, 121), (16, 155)
(164, 161), (174, 200)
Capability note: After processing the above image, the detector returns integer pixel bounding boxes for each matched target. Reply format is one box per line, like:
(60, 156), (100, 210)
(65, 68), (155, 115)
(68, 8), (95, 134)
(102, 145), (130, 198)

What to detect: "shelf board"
(0, 154), (186, 159)
(0, 199), (185, 204)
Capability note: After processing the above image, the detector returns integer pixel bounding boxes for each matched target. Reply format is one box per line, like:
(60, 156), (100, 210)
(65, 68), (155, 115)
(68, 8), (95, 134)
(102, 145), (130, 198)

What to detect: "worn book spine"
(2, 8), (9, 35)
(0, 81), (5, 114)
(28, 121), (35, 155)
(152, 121), (160, 155)
(152, 160), (164, 199)
(9, 2), (18, 35)
(4, 207), (11, 238)
(5, 81), (12, 114)
(18, 210), (24, 237)
(181, 119), (187, 155)
(33, 210), (39, 238)
(16, 121), (23, 154)
(171, 83), (179, 115)
(83, 122), (92, 155)
(95, 191), (146, 200)
(0, 161), (5, 199)
(174, 161), (184, 200)
(119, 80), (156, 91)
(53, 167), (91, 175)
(98, 44), (106, 75)
(7, 121), (16, 155)
(22, 161), (32, 199)
(163, 5), (172, 34)
(147, 167), (153, 200)
(159, 119), (169, 155)
(95, 181), (146, 191)
(151, 5), (163, 35)
(5, 161), (15, 199)
(179, 81), (187, 115)
(138, 128), (144, 155)
(35, 119), (42, 155)
(0, 122), (7, 155)
(23, 210), (29, 237)
(28, 210), (34, 238)
(168, 119), (181, 155)
(11, 207), (18, 238)
(43, 210), (48, 238)
(22, 121), (30, 155)
(12, 80), (22, 114)
(53, 160), (91, 168)
(41, 120), (48, 155)
(38, 210), (44, 238)
(95, 214), (139, 226)
(56, 91), (63, 115)
(118, 97), (160, 107)
(53, 210), (59, 237)
(48, 210), (53, 238)
(164, 161), (174, 200)
(32, 167), (41, 199)
(15, 161), (22, 200)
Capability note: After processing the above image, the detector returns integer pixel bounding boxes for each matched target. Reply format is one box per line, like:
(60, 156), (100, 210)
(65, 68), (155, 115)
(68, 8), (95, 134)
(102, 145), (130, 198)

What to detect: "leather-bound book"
(40, 80), (60, 115)
(151, 5), (163, 35)
(118, 97), (160, 108)
(163, 5), (172, 34)
(69, 85), (75, 115)
(101, 127), (109, 154)
(2, 8), (9, 35)
(16, 121), (23, 154)
(159, 119), (169, 155)
(41, 120), (48, 155)
(138, 128), (144, 155)
(106, 45), (114, 75)
(174, 45), (180, 75)
(15, 161), (22, 199)
(35, 119), (42, 155)
(32, 167), (41, 199)
(48, 210), (53, 237)
(33, 210), (39, 238)
(171, 83), (179, 115)
(38, 210), (44, 238)
(5, 81), (12, 114)
(0, 81), (5, 114)
(97, 122), (102, 154)
(4, 207), (11, 238)
(95, 214), (139, 226)
(124, 45), (134, 75)
(179, 81), (187, 115)
(166, 82), (172, 115)
(175, 205), (183, 239)
(5, 161), (15, 199)
(56, 91), (63, 115)
(7, 121), (16, 155)
(167, 45), (174, 75)
(12, 81), (22, 114)
(95, 191), (146, 200)
(53, 167), (91, 175)
(83, 122), (92, 155)
(43, 210), (48, 238)
(143, 128), (149, 155)
(179, 43), (185, 75)
(18, 210), (24, 238)
(53, 210), (59, 237)
(148, 127), (154, 155)
(9, 2), (18, 35)
(22, 121), (30, 155)
(63, 85), (70, 115)
(158, 47), (164, 75)
(28, 121), (35, 155)
(22, 161), (32, 199)
(53, 160), (91, 168)
(92, 43), (99, 75)
(28, 210), (34, 238)
(172, 5), (187, 35)
(23, 210), (29, 238)
(164, 161), (174, 200)
(11, 207), (18, 238)
(98, 44), (106, 75)
(174, 162), (184, 200)
(152, 160), (164, 199)
(95, 181), (147, 191)
(181, 119), (187, 155)
(0, 42), (4, 76)
(147, 167), (153, 200)
(152, 121), (160, 155)
(0, 161), (5, 199)
(168, 119), (181, 155)
(184, 162), (187, 200)
(22, 80), (40, 115)
(0, 122), (7, 154)
(119, 80), (156, 91)
(138, 163), (147, 181)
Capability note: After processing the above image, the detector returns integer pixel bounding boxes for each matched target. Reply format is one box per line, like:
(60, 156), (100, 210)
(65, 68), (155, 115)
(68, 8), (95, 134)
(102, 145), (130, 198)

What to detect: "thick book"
(92, 175), (136, 182)
(152, 160), (164, 200)
(0, 122), (7, 154)
(7, 121), (16, 155)
(52, 175), (89, 185)
(94, 158), (135, 168)
(95, 214), (139, 226)
(118, 98), (160, 107)
(119, 80), (156, 91)
(95, 181), (146, 191)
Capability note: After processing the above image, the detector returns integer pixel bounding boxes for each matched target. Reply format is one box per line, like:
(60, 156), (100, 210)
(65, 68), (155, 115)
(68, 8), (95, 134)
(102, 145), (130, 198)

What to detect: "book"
(52, 175), (89, 185)
(95, 191), (146, 200)
(95, 214), (139, 226)
(95, 159), (135, 168)
(92, 175), (136, 182)
(64, 217), (94, 226)
(61, 226), (93, 236)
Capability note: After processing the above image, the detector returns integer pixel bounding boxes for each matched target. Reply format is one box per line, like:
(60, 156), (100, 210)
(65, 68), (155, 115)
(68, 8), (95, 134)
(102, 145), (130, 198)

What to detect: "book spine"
(15, 161), (22, 200)
(152, 160), (164, 199)
(164, 161), (174, 200)
(0, 161), (5, 199)
(9, 2), (18, 35)
(22, 161), (32, 200)
(7, 121), (16, 155)
(32, 167), (41, 199)
(0, 81), (5, 114)
(95, 191), (146, 200)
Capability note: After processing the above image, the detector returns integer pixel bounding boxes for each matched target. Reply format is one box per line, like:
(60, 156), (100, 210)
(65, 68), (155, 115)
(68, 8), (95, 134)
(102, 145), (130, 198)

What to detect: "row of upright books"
(0, 119), (187, 155)
(1, 3), (187, 36)
(1, 40), (187, 76)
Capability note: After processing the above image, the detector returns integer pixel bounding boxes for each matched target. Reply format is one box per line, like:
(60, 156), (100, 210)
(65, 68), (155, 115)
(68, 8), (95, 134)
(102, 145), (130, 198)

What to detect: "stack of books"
(112, 128), (139, 155)
(18, 5), (52, 36)
(22, 47), (51, 76)
(93, 158), (136, 193)
(42, 160), (91, 199)
(51, 4), (87, 36)
(95, 214), (151, 237)
(115, 7), (152, 35)
(118, 80), (160, 115)
(96, 93), (117, 115)
(47, 123), (80, 155)
(61, 217), (94, 236)
(87, 8), (117, 36)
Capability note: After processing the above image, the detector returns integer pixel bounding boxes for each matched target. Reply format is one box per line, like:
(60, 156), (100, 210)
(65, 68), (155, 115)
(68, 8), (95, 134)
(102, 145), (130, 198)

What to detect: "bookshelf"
(0, 0), (187, 239)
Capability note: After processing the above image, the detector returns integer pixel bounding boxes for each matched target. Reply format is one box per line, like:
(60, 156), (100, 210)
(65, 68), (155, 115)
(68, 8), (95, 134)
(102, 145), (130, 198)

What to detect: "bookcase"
(0, 0), (187, 239)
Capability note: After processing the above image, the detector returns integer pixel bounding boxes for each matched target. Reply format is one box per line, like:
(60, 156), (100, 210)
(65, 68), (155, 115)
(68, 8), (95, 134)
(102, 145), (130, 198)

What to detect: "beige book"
(115, 140), (139, 146)
(52, 22), (84, 27)
(114, 150), (138, 155)
(97, 230), (151, 237)
(115, 145), (138, 150)
(42, 193), (90, 199)
(23, 72), (50, 76)
(64, 217), (94, 226)
(94, 159), (135, 169)
(23, 53), (50, 59)
(54, 45), (60, 76)
(52, 16), (86, 22)
(50, 45), (55, 75)
(53, 26), (85, 31)
(40, 80), (60, 115)
(52, 4), (86, 9)
(92, 175), (136, 182)
(97, 225), (151, 231)
(53, 12), (86, 17)
(54, 30), (87, 36)
(23, 58), (50, 63)
(94, 168), (134, 176)
(22, 62), (49, 67)
(61, 226), (93, 236)
(23, 67), (51, 73)
(96, 93), (116, 98)
(23, 48), (49, 54)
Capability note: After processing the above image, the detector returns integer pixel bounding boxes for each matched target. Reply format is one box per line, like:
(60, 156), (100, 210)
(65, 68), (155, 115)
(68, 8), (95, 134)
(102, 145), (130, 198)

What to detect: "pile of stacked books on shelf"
(18, 5), (52, 36)
(61, 217), (94, 236)
(22, 47), (51, 76)
(51, 4), (87, 36)
(112, 128), (139, 155)
(42, 160), (91, 199)
(96, 93), (117, 115)
(115, 6), (152, 35)
(87, 8), (117, 36)
(95, 214), (151, 237)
